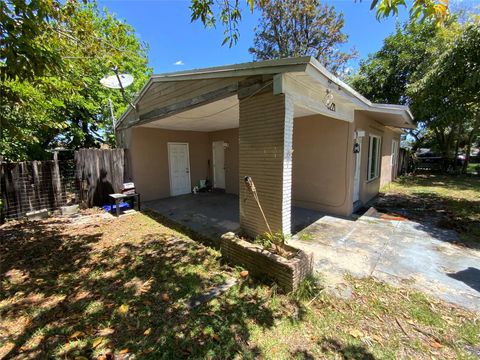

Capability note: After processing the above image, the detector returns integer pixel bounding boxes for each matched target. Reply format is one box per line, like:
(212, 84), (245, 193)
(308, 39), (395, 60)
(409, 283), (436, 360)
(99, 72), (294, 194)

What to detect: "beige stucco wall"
(208, 128), (239, 195)
(292, 114), (354, 216)
(118, 126), (240, 202)
(126, 127), (210, 201)
(354, 112), (401, 205)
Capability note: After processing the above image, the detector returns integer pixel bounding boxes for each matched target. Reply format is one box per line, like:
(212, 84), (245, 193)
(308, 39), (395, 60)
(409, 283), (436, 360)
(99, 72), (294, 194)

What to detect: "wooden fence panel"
(75, 149), (126, 207)
(0, 160), (76, 220)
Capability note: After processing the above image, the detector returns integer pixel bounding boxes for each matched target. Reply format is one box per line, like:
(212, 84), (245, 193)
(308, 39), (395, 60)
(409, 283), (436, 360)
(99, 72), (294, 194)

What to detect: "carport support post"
(239, 89), (294, 236)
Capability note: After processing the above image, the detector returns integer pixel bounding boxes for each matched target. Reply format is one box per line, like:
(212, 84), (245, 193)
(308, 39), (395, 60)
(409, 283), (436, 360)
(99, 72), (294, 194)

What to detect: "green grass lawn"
(378, 173), (480, 245)
(1, 209), (479, 359)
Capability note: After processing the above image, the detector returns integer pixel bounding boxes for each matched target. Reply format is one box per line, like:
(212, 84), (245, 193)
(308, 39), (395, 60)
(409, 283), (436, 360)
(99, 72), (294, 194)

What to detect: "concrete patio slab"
(143, 193), (325, 239)
(292, 208), (480, 312)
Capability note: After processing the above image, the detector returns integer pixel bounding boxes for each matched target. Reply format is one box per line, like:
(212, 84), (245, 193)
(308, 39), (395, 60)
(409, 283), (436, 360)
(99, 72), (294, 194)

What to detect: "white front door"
(212, 140), (225, 189)
(168, 142), (191, 196)
(353, 136), (363, 203)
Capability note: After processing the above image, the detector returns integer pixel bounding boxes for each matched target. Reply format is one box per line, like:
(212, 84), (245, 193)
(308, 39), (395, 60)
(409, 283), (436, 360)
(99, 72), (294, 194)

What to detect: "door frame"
(391, 139), (399, 178)
(167, 142), (191, 196)
(353, 130), (364, 204)
(212, 140), (225, 189)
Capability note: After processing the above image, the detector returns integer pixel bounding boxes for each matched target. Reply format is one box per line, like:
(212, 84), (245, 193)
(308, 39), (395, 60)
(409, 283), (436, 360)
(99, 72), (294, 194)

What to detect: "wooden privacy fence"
(0, 160), (77, 220)
(75, 148), (127, 207)
(0, 148), (128, 221)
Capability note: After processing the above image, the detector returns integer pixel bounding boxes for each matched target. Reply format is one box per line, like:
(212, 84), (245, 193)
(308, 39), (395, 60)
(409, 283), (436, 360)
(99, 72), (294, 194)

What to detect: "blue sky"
(97, 0), (411, 74)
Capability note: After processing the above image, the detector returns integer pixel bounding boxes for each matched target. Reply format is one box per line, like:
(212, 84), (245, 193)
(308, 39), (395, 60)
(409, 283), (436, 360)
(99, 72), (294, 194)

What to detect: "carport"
(116, 57), (413, 237)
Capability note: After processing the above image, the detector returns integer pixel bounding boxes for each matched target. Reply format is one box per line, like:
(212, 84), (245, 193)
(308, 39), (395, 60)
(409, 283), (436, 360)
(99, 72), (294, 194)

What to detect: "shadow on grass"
(0, 214), (291, 359)
(319, 338), (376, 360)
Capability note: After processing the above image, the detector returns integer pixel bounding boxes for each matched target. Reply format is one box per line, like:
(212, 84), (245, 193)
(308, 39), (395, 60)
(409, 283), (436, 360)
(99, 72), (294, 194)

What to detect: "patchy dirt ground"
(1, 209), (479, 359)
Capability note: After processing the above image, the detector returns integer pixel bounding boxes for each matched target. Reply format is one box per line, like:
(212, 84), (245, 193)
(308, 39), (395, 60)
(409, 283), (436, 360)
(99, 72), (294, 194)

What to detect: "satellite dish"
(100, 73), (134, 89)
(100, 67), (136, 114)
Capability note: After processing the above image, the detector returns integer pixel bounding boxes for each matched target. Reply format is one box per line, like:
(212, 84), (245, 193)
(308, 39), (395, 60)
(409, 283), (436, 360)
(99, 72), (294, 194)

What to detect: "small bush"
(291, 273), (323, 302)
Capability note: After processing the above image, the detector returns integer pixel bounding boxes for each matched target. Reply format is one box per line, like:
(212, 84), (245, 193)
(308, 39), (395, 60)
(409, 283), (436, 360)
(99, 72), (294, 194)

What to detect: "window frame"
(367, 134), (381, 181)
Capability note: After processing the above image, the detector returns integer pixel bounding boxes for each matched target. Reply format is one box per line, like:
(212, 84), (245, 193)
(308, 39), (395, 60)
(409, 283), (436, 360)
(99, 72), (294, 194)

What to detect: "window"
(368, 135), (381, 181)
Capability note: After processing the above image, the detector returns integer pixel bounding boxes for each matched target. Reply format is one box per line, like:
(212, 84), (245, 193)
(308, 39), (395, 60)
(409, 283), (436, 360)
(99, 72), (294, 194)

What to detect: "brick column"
(239, 91), (294, 236)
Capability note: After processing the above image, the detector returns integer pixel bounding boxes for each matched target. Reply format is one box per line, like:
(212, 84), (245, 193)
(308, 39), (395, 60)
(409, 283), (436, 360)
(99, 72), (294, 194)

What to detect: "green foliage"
(189, 0), (255, 47)
(248, 0), (357, 76)
(291, 273), (323, 302)
(371, 0), (450, 25)
(255, 231), (287, 250)
(408, 19), (480, 159)
(0, 1), (150, 160)
(189, 0), (451, 48)
(349, 16), (479, 168)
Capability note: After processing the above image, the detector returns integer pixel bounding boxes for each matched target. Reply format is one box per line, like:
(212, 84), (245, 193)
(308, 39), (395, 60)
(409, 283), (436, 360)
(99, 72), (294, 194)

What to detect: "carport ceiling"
(140, 95), (239, 132)
(139, 94), (319, 132)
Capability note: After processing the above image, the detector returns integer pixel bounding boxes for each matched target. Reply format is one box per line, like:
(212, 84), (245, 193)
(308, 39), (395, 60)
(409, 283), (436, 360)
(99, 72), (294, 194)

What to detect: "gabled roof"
(117, 57), (414, 129)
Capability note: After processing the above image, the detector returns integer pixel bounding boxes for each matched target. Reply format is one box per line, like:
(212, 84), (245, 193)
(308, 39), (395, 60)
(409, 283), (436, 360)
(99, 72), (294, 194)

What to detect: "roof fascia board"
(150, 57), (311, 81)
(305, 58), (415, 126)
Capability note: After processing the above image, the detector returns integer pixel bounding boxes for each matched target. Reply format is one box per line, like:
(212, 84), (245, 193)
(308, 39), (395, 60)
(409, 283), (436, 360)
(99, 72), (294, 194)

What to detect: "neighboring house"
(116, 57), (414, 236)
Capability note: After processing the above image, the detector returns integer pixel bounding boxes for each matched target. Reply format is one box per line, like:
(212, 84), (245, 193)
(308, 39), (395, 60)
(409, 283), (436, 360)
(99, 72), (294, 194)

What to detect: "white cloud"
(174, 60), (184, 66)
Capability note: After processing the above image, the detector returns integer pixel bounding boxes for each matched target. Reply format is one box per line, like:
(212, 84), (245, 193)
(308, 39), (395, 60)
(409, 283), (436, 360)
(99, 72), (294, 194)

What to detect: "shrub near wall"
(220, 233), (313, 292)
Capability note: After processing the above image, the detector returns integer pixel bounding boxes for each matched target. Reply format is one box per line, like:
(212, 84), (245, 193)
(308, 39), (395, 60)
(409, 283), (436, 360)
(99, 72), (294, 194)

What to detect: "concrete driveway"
(291, 208), (480, 312)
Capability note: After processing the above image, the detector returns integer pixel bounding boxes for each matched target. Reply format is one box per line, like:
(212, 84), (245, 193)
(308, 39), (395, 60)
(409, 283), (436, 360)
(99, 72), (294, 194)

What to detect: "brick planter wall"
(220, 235), (313, 292)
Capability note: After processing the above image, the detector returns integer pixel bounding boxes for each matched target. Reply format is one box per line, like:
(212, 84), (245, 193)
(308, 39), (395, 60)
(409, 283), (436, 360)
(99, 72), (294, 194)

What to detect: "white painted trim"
(282, 93), (294, 235)
(353, 130), (364, 203)
(391, 139), (399, 166)
(278, 73), (354, 122)
(167, 142), (192, 196)
(367, 135), (382, 182)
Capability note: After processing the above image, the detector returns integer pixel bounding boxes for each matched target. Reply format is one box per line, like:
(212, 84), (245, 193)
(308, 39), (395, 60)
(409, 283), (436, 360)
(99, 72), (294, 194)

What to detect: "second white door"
(168, 142), (191, 196)
(212, 141), (225, 189)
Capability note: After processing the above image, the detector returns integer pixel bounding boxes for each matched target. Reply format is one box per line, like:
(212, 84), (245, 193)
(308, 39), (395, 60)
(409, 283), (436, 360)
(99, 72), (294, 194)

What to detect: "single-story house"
(116, 57), (414, 236)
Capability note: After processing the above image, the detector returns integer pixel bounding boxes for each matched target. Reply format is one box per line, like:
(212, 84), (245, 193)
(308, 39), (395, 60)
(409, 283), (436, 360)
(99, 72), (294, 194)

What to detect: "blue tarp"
(102, 202), (131, 212)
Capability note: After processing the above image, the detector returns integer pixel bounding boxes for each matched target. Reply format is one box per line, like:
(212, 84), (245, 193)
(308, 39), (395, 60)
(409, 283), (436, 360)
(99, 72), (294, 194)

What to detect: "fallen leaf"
(118, 304), (129, 315)
(240, 270), (249, 278)
(161, 293), (170, 302)
(212, 333), (220, 342)
(348, 329), (364, 338)
(143, 328), (151, 335)
(69, 331), (85, 339)
(97, 327), (115, 336)
(119, 348), (129, 354)
(92, 337), (105, 348)
(372, 335), (383, 343)
(430, 341), (443, 349)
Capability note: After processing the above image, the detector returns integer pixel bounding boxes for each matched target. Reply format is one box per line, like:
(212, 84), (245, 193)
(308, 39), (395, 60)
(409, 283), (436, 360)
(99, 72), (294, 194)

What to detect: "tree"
(349, 16), (479, 172)
(189, 0), (451, 47)
(348, 19), (455, 152)
(408, 19), (480, 171)
(248, 0), (356, 75)
(0, 2), (150, 161)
